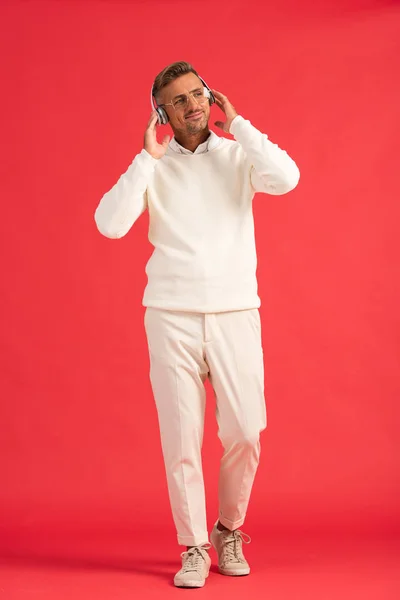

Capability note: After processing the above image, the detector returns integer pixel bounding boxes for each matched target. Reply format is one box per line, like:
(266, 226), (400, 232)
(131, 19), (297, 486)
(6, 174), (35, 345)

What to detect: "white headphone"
(150, 75), (215, 125)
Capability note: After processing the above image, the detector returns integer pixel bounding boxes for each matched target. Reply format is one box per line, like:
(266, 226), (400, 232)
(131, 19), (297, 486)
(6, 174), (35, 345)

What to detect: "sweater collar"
(168, 130), (222, 155)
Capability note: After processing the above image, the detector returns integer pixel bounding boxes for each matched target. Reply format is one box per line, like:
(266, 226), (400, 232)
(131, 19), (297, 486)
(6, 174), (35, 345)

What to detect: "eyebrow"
(171, 87), (202, 101)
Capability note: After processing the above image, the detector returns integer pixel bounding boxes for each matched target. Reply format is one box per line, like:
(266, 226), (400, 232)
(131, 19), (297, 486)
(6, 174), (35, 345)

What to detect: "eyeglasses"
(158, 88), (210, 111)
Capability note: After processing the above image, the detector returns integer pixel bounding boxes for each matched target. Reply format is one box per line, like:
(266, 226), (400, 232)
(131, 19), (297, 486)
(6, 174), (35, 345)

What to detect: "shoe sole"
(219, 567), (250, 576)
(174, 567), (210, 588)
(174, 581), (206, 588)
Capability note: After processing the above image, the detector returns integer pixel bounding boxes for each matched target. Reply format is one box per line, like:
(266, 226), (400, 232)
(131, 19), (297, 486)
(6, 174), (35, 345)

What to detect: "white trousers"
(144, 308), (267, 547)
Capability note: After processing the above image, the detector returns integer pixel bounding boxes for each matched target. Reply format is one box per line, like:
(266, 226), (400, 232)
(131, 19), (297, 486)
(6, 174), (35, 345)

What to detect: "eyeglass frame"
(157, 87), (211, 112)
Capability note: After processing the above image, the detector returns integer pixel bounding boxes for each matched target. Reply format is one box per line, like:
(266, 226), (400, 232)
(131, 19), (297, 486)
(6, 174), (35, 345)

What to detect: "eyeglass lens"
(172, 89), (208, 110)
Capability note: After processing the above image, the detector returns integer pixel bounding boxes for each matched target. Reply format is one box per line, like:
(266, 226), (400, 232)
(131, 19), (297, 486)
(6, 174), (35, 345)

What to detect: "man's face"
(157, 73), (211, 136)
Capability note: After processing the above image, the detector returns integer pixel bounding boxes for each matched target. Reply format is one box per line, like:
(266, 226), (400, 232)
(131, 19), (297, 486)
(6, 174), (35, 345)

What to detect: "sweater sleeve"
(229, 115), (300, 196)
(94, 149), (159, 239)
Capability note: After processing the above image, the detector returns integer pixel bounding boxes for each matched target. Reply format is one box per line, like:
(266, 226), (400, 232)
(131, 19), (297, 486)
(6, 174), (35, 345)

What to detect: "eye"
(174, 98), (185, 107)
(194, 90), (203, 97)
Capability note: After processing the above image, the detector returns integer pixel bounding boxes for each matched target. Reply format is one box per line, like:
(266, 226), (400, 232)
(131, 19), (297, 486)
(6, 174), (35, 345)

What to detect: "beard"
(185, 112), (208, 134)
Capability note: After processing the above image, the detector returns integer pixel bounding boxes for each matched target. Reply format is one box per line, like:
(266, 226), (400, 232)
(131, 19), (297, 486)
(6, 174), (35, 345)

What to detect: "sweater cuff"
(229, 115), (246, 135)
(229, 115), (270, 143)
(141, 148), (160, 165)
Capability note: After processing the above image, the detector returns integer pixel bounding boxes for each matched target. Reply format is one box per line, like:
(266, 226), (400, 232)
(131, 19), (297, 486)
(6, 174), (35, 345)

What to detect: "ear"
(154, 88), (164, 107)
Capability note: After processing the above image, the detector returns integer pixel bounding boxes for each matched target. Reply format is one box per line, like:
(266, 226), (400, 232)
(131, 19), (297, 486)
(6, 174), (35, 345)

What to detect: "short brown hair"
(152, 61), (200, 102)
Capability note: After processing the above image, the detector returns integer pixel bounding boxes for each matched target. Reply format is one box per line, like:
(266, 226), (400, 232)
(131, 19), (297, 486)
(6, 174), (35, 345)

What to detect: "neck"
(173, 128), (211, 153)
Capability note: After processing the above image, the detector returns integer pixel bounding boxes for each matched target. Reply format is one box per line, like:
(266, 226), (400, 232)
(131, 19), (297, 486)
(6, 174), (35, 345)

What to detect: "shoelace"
(221, 529), (251, 565)
(180, 544), (211, 574)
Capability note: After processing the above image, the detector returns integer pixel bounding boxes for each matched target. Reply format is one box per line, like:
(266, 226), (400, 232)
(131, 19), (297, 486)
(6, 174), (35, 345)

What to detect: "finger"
(212, 89), (226, 99)
(213, 93), (228, 109)
(162, 135), (171, 147)
(147, 111), (158, 127)
(214, 120), (225, 130)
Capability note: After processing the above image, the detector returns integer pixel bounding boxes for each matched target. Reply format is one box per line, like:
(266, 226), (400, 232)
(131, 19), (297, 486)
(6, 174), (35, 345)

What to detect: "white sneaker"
(210, 522), (251, 576)
(174, 544), (212, 588)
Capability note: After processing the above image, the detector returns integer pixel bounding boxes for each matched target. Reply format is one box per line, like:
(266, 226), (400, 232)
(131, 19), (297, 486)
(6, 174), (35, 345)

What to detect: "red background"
(1, 0), (399, 597)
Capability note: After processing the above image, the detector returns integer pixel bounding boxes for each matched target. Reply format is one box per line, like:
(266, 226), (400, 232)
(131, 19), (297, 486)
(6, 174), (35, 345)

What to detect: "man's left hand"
(212, 89), (238, 133)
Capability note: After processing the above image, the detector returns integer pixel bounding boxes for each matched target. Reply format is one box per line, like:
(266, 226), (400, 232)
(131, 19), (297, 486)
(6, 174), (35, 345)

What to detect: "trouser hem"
(218, 513), (246, 531)
(177, 532), (210, 547)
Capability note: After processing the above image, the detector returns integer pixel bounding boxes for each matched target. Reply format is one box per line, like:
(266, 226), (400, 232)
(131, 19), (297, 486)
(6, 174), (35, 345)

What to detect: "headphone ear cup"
(204, 87), (215, 106)
(156, 107), (169, 125)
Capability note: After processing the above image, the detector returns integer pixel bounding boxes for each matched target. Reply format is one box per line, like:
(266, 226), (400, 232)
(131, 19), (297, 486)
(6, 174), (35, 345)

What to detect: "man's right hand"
(144, 111), (171, 160)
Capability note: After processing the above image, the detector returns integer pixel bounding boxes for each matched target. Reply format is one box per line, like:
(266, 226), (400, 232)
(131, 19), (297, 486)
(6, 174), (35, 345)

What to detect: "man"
(95, 61), (300, 588)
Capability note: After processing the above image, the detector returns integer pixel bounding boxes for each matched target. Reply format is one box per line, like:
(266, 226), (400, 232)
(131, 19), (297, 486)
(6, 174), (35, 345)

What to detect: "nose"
(187, 93), (200, 110)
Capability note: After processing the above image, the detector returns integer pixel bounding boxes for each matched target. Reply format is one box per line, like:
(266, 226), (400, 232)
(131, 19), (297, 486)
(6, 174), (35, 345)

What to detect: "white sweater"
(95, 116), (300, 313)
